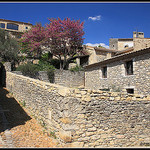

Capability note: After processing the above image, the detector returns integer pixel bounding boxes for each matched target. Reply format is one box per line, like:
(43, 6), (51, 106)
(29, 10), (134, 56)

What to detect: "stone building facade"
(85, 47), (150, 95)
(109, 31), (144, 51)
(133, 37), (150, 51)
(109, 38), (133, 50)
(0, 18), (33, 39)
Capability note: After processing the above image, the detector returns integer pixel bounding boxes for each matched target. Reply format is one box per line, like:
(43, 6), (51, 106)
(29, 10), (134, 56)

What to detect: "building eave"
(0, 18), (33, 26)
(94, 47), (118, 53)
(85, 47), (150, 69)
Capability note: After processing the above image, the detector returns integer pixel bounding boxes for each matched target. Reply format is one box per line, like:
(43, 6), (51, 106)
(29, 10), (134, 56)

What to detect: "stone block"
(126, 97), (132, 101)
(86, 131), (95, 136)
(76, 94), (82, 98)
(65, 142), (84, 148)
(60, 117), (72, 124)
(82, 95), (91, 101)
(74, 89), (81, 94)
(87, 127), (97, 132)
(58, 87), (70, 96)
(59, 129), (72, 143)
(80, 91), (87, 95)
(77, 114), (85, 119)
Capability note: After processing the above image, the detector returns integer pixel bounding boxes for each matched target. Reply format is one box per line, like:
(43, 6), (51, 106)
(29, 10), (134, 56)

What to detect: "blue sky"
(1, 2), (150, 48)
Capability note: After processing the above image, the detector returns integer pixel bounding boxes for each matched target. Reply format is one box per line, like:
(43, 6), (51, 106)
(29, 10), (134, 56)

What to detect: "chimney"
(133, 31), (144, 38)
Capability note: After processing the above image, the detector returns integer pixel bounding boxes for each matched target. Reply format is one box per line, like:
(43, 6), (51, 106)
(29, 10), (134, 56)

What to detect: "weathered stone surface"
(58, 87), (70, 97)
(60, 117), (72, 124)
(54, 69), (84, 88)
(85, 51), (150, 96)
(59, 130), (72, 143)
(5, 72), (150, 148)
(65, 142), (84, 148)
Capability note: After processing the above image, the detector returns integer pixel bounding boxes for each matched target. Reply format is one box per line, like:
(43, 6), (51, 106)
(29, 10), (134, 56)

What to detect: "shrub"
(16, 61), (55, 83)
(49, 59), (60, 69)
(16, 62), (39, 78)
(36, 60), (55, 83)
(69, 65), (84, 72)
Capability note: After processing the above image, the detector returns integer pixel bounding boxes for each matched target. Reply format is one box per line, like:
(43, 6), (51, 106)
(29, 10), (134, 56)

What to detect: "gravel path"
(0, 87), (61, 148)
(0, 104), (14, 148)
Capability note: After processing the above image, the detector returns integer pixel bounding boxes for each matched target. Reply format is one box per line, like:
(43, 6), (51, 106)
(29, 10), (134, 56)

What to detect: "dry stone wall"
(12, 70), (85, 88)
(54, 69), (84, 88)
(6, 72), (150, 148)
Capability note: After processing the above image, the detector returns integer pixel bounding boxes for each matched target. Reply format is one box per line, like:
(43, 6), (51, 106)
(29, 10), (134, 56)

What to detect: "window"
(25, 26), (28, 29)
(7, 23), (18, 30)
(125, 60), (133, 75)
(0, 23), (5, 29)
(139, 33), (143, 35)
(102, 66), (107, 78)
(126, 88), (134, 94)
(124, 44), (129, 48)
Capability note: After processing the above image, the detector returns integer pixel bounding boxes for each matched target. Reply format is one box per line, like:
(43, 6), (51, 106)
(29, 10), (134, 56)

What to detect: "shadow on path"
(0, 87), (31, 133)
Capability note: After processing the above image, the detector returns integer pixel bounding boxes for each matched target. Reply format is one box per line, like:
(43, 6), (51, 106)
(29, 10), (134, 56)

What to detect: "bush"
(69, 65), (84, 72)
(16, 62), (39, 78)
(16, 61), (55, 83)
(36, 60), (55, 83)
(49, 59), (60, 69)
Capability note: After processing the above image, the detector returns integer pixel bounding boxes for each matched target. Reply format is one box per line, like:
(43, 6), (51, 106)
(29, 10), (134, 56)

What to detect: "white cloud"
(88, 15), (101, 21)
(85, 43), (109, 49)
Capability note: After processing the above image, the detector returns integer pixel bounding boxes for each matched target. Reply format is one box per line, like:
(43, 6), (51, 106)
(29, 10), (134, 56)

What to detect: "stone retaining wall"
(6, 72), (150, 147)
(54, 69), (84, 88)
(12, 70), (85, 88)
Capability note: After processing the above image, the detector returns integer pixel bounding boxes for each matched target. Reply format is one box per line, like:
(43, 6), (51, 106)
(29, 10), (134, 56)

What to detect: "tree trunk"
(59, 56), (63, 70)
(63, 55), (69, 70)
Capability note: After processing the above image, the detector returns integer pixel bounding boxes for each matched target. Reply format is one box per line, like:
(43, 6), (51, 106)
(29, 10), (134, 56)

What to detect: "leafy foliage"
(45, 17), (85, 69)
(20, 23), (46, 57)
(20, 18), (85, 69)
(0, 29), (19, 62)
(69, 65), (84, 72)
(16, 60), (55, 83)
(16, 62), (39, 78)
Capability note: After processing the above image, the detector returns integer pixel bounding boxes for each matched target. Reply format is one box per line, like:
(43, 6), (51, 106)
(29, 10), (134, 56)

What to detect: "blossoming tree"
(45, 17), (85, 69)
(20, 17), (85, 69)
(20, 23), (46, 57)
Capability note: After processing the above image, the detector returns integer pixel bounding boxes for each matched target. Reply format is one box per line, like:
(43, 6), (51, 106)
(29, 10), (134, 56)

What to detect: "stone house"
(86, 31), (150, 66)
(85, 47), (150, 95)
(0, 18), (33, 39)
(84, 31), (150, 95)
(109, 31), (144, 50)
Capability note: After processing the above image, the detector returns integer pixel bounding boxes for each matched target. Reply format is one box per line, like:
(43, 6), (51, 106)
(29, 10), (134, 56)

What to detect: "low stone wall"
(54, 70), (84, 88)
(11, 70), (85, 88)
(6, 72), (150, 147)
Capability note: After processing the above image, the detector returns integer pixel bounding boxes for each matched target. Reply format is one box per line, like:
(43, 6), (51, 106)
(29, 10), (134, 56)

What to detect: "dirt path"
(0, 87), (61, 148)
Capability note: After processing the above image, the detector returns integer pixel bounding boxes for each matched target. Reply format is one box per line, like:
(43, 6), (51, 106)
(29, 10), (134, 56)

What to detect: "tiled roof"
(115, 47), (134, 55)
(94, 47), (118, 53)
(0, 18), (33, 25)
(118, 38), (133, 41)
(85, 47), (150, 69)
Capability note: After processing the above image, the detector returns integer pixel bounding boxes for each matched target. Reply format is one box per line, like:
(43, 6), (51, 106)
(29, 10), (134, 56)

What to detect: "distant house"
(0, 18), (33, 39)
(84, 31), (150, 95)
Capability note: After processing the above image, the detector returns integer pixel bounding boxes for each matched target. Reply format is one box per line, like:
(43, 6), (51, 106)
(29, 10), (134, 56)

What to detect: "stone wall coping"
(8, 72), (72, 90)
(8, 72), (150, 99)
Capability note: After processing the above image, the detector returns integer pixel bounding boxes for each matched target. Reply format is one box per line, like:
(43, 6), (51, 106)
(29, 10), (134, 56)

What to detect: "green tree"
(0, 29), (19, 63)
(98, 44), (105, 48)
